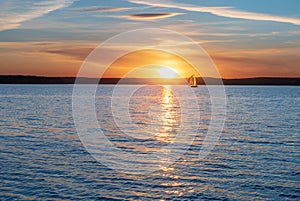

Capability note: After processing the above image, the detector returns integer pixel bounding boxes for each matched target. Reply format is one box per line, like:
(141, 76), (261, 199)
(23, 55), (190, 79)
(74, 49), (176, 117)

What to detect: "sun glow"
(157, 67), (179, 78)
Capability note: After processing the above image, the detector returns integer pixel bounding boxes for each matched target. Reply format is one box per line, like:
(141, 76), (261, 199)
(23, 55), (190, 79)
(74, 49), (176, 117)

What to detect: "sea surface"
(0, 85), (299, 200)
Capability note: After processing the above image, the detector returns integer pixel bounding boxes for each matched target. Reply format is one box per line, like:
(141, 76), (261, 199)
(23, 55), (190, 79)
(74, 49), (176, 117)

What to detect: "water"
(0, 85), (299, 200)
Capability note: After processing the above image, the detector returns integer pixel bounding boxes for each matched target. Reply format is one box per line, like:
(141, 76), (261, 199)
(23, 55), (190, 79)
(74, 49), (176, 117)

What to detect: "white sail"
(189, 75), (197, 87)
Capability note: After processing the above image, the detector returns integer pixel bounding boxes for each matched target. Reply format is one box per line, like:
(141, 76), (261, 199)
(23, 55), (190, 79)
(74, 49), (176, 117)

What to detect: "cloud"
(209, 46), (300, 78)
(44, 48), (94, 61)
(127, 0), (300, 26)
(0, 41), (96, 61)
(76, 7), (132, 12)
(0, 0), (74, 31)
(123, 13), (183, 20)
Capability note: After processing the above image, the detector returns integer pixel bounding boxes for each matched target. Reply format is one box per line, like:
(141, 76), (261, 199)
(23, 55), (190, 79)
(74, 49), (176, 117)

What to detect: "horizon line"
(1, 75), (300, 79)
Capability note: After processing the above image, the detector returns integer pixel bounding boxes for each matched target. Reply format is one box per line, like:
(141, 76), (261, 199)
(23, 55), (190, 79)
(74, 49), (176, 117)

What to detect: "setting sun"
(102, 49), (200, 78)
(157, 67), (179, 78)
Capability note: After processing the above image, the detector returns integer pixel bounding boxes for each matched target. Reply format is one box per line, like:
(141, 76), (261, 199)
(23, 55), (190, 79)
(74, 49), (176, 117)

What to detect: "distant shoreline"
(0, 75), (299, 85)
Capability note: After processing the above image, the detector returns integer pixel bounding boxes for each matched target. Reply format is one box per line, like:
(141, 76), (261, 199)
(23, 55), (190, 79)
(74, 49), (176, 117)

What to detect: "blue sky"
(0, 0), (299, 78)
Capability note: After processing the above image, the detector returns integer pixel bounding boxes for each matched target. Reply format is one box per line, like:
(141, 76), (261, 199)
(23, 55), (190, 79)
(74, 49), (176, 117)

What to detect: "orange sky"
(1, 29), (300, 79)
(1, 41), (299, 78)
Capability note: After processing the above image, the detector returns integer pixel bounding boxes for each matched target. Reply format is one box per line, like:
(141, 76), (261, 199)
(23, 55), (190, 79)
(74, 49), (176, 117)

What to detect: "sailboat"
(188, 75), (197, 87)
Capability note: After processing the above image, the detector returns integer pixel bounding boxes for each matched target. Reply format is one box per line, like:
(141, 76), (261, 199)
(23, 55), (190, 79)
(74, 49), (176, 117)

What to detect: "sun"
(157, 67), (179, 78)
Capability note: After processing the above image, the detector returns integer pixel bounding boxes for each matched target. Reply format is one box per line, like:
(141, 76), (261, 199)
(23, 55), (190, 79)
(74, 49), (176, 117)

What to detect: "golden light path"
(155, 86), (186, 197)
(154, 85), (180, 143)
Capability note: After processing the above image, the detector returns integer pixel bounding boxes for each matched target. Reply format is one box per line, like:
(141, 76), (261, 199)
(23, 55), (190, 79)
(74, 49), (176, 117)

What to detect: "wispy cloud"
(123, 13), (183, 21)
(210, 46), (300, 78)
(44, 47), (93, 61)
(0, 41), (96, 61)
(76, 7), (132, 13)
(128, 0), (300, 26)
(0, 0), (74, 31)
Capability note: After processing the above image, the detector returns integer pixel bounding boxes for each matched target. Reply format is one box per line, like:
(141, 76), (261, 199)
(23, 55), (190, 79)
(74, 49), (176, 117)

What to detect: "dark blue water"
(0, 85), (299, 200)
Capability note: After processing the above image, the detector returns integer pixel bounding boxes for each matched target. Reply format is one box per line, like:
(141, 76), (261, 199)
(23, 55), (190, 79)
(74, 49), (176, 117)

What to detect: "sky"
(0, 0), (299, 78)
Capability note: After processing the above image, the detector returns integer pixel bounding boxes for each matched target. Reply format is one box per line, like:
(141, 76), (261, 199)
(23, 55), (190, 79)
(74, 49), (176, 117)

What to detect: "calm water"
(0, 85), (299, 200)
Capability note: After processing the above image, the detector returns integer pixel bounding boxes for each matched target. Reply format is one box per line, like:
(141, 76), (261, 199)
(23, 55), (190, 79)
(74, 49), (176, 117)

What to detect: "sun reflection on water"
(128, 85), (187, 196)
(154, 86), (187, 198)
(154, 86), (181, 143)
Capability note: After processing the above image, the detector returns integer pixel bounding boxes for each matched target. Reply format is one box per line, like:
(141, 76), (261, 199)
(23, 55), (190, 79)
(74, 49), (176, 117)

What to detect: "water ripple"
(0, 85), (299, 200)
